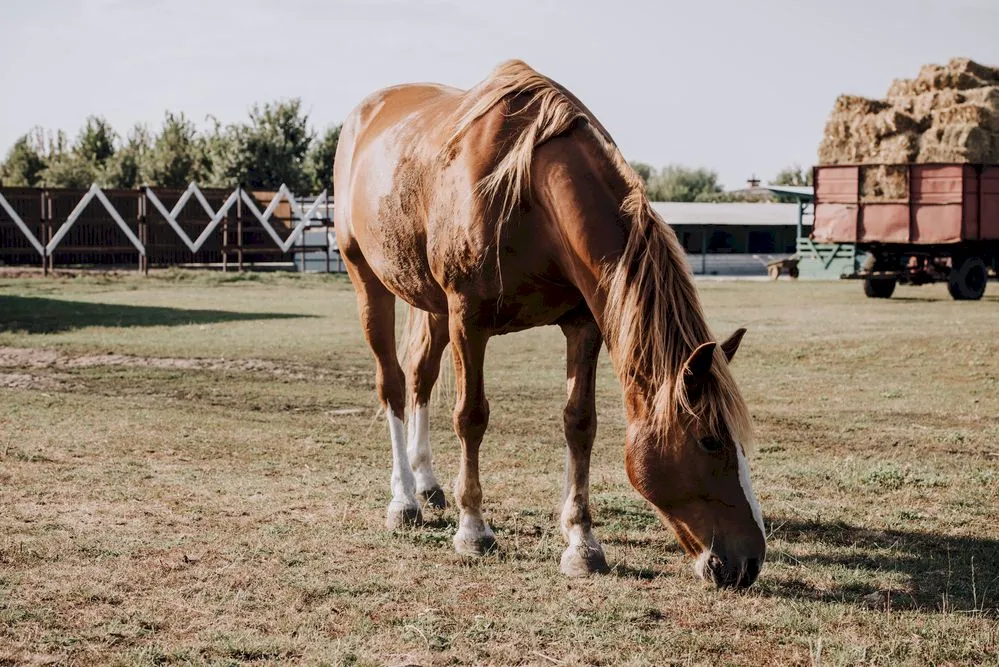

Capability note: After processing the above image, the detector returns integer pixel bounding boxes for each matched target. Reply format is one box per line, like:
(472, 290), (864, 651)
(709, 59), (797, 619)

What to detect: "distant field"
(1, 272), (997, 666)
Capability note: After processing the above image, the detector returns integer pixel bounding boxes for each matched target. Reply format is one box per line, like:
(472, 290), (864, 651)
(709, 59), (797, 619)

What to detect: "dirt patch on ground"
(0, 267), (130, 279)
(0, 346), (328, 381)
(0, 371), (68, 391)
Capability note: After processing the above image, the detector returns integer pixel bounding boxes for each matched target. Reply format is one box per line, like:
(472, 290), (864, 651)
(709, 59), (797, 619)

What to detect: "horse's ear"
(720, 327), (747, 363)
(683, 342), (716, 391)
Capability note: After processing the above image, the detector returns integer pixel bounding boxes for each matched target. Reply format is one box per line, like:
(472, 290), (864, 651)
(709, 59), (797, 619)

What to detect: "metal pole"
(701, 228), (707, 275)
(325, 192), (331, 274)
(796, 198), (803, 241)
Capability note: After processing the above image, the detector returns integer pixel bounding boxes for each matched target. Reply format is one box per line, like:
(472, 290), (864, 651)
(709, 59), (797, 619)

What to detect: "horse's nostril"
(739, 558), (761, 588)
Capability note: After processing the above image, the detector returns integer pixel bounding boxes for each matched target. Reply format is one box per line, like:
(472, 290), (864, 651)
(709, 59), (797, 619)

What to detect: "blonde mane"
(447, 60), (753, 445)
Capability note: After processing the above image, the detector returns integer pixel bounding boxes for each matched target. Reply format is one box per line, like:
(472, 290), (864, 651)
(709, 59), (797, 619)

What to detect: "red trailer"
(812, 164), (999, 299)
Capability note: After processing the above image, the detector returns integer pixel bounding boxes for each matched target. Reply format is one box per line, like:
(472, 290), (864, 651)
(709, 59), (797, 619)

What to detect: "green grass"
(1, 272), (998, 665)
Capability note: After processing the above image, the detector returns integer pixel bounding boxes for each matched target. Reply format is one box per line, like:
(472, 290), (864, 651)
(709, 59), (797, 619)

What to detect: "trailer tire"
(948, 256), (988, 300)
(768, 265), (780, 280)
(863, 277), (896, 299)
(789, 265), (800, 279)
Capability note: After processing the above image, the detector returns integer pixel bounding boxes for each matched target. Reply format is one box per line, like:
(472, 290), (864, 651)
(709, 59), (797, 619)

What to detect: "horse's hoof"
(453, 527), (498, 556)
(385, 502), (423, 530)
(418, 486), (447, 510)
(560, 544), (609, 577)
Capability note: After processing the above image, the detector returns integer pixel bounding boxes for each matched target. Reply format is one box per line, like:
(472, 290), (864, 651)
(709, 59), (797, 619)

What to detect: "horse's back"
(334, 67), (587, 324)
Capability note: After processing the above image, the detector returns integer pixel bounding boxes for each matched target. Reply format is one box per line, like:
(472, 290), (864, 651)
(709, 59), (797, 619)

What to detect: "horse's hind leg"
(558, 314), (609, 576)
(404, 308), (449, 509)
(345, 261), (422, 529)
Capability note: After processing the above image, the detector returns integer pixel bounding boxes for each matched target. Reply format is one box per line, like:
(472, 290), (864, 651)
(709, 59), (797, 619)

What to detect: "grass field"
(1, 272), (998, 666)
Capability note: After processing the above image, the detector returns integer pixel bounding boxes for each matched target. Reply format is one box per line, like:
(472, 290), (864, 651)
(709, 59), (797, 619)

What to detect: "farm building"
(297, 200), (814, 275)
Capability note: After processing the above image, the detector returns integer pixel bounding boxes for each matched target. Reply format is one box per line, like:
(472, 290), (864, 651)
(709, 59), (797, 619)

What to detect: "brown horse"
(333, 60), (765, 588)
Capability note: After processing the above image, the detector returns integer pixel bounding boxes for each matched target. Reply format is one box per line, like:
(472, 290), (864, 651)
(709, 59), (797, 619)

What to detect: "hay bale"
(946, 57), (999, 85)
(918, 124), (998, 163)
(887, 78), (917, 98)
(861, 165), (909, 201)
(832, 95), (890, 115)
(911, 62), (989, 93)
(876, 133), (920, 163)
(818, 58), (999, 178)
(930, 104), (999, 133)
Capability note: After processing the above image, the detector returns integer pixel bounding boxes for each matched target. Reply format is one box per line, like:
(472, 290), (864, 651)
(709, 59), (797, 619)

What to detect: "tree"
(772, 163), (812, 187)
(102, 124), (151, 188)
(646, 165), (723, 202)
(219, 99), (314, 192)
(0, 130), (46, 186)
(307, 124), (341, 194)
(76, 116), (117, 168)
(629, 161), (653, 185)
(40, 130), (99, 189)
(142, 112), (203, 187)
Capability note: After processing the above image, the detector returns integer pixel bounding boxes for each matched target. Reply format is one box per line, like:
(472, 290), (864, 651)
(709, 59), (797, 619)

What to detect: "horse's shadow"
(400, 506), (999, 613)
(596, 503), (998, 613)
(754, 517), (999, 613)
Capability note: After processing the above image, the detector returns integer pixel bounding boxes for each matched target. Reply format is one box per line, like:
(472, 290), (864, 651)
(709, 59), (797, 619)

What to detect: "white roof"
(651, 202), (801, 227)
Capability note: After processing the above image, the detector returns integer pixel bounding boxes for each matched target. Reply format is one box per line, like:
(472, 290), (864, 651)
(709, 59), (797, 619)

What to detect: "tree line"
(1, 104), (812, 202)
(629, 162), (812, 202)
(0, 100), (341, 194)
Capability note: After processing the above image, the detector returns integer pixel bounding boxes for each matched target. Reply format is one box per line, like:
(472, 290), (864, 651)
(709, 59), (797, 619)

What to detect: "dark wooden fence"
(0, 185), (337, 273)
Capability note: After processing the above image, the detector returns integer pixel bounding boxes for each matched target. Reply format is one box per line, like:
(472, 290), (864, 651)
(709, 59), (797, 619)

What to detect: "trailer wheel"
(768, 265), (780, 280)
(948, 256), (988, 300)
(863, 277), (896, 299)
(789, 265), (800, 279)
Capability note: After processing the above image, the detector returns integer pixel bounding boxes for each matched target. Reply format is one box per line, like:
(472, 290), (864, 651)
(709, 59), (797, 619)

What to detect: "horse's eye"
(699, 437), (724, 453)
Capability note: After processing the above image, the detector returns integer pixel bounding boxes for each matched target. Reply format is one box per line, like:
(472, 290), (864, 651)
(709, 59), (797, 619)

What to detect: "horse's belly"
(359, 231), (448, 313)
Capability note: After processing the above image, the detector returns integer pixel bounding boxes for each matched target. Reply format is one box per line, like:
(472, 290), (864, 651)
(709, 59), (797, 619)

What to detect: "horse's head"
(624, 328), (765, 589)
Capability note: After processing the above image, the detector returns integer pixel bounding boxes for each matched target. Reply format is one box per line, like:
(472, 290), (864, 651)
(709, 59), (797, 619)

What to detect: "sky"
(2, 0), (998, 189)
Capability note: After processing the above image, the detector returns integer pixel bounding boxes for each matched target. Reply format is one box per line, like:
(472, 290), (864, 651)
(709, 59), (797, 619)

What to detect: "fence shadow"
(759, 517), (999, 614)
(0, 295), (314, 334)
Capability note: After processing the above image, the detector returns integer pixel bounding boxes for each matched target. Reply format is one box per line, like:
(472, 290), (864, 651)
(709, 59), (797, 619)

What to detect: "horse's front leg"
(558, 315), (609, 576)
(448, 305), (496, 555)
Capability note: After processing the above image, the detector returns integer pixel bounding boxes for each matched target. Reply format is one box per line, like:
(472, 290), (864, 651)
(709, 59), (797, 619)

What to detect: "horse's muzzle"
(698, 551), (763, 589)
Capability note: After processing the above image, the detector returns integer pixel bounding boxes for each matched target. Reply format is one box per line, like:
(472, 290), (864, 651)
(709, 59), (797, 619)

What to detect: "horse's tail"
(399, 305), (453, 410)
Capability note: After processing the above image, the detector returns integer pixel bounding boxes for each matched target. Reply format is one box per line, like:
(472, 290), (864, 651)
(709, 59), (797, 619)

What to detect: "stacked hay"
(818, 58), (999, 199)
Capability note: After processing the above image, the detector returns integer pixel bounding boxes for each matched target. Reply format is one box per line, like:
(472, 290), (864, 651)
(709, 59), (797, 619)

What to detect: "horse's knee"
(453, 398), (489, 443)
(376, 364), (406, 416)
(563, 402), (596, 445)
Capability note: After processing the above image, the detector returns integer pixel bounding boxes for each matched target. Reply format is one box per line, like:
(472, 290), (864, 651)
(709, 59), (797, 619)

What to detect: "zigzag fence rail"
(0, 184), (343, 273)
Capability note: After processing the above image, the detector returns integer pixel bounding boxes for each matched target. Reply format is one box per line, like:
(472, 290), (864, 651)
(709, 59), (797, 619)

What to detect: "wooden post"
(299, 214), (306, 273)
(45, 194), (54, 275)
(39, 190), (47, 274)
(222, 216), (229, 273)
(237, 186), (244, 272)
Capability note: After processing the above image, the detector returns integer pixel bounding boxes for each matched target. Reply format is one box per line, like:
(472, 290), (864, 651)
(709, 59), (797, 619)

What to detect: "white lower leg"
(454, 510), (495, 551)
(453, 473), (495, 554)
(406, 404), (442, 496)
(386, 408), (421, 527)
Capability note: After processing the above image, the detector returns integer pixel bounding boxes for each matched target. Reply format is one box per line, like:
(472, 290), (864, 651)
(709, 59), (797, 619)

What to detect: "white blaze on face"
(736, 443), (765, 539)
(694, 549), (713, 581)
